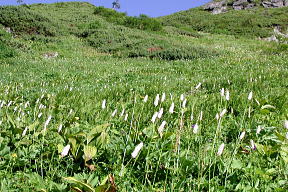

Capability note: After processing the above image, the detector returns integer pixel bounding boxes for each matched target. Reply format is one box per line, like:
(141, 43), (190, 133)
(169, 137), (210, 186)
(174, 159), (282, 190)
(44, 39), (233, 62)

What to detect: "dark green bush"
(123, 14), (162, 31)
(94, 7), (162, 31)
(0, 6), (59, 36)
(94, 6), (127, 24)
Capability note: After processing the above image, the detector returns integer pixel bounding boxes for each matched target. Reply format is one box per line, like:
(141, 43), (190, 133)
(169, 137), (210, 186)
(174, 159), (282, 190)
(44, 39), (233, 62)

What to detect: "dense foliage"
(94, 7), (162, 31)
(0, 6), (59, 36)
(0, 28), (16, 59)
(80, 24), (217, 60)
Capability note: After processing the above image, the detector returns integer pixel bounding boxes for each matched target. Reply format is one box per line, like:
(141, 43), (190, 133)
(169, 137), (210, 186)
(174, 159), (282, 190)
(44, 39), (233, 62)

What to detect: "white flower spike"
(158, 108), (164, 119)
(131, 142), (144, 158)
(61, 144), (71, 157)
(220, 88), (225, 97)
(239, 131), (245, 140)
(284, 120), (288, 129)
(225, 90), (230, 101)
(158, 121), (167, 138)
(192, 124), (199, 134)
(143, 95), (148, 103)
(169, 102), (175, 114)
(248, 91), (253, 101)
(151, 112), (158, 123)
(217, 143), (225, 156)
(154, 94), (160, 107)
(101, 99), (106, 109)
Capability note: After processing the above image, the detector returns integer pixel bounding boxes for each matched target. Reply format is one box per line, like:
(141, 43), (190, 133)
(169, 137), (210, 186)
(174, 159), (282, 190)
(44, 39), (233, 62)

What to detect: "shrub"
(0, 6), (59, 36)
(94, 7), (162, 31)
(0, 28), (16, 59)
(83, 25), (218, 60)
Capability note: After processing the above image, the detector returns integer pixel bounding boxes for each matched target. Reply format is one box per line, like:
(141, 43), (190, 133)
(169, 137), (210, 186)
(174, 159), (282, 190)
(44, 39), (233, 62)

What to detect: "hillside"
(160, 5), (288, 39)
(0, 2), (218, 61)
(0, 2), (288, 191)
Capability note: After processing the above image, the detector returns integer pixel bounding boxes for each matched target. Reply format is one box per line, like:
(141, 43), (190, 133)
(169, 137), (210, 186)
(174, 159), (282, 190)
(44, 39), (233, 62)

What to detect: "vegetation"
(94, 7), (162, 31)
(0, 2), (287, 191)
(0, 6), (59, 36)
(160, 7), (288, 38)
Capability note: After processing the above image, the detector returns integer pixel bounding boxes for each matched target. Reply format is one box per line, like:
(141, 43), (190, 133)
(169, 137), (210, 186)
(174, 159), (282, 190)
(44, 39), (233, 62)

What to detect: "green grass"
(0, 2), (288, 191)
(160, 7), (288, 38)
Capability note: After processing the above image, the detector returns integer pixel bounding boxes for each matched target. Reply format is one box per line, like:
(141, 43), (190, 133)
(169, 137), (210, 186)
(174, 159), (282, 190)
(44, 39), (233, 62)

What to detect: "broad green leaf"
(84, 145), (97, 162)
(231, 159), (243, 169)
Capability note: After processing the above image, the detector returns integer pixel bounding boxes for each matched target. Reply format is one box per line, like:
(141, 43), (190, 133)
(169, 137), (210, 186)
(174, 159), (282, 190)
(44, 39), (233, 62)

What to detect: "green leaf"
(84, 145), (97, 162)
(63, 177), (95, 192)
(231, 159), (243, 169)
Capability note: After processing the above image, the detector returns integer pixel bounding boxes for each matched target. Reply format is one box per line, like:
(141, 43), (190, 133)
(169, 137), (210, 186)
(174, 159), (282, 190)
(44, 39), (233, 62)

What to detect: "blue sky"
(0, 0), (210, 17)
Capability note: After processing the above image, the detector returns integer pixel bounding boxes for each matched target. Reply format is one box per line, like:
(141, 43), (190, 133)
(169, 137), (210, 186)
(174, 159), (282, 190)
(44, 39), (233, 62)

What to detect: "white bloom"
(199, 111), (203, 121)
(111, 109), (117, 117)
(248, 91), (253, 101)
(169, 103), (175, 114)
(190, 113), (194, 120)
(58, 124), (63, 133)
(225, 90), (230, 101)
(180, 94), (185, 101)
(158, 121), (167, 138)
(192, 124), (199, 134)
(68, 109), (73, 116)
(61, 144), (71, 157)
(161, 93), (166, 102)
(22, 127), (28, 136)
(120, 108), (125, 116)
(154, 94), (160, 107)
(158, 108), (164, 119)
(256, 126), (262, 135)
(131, 142), (143, 158)
(250, 140), (256, 150)
(38, 112), (43, 118)
(217, 143), (225, 156)
(143, 95), (148, 103)
(43, 115), (52, 132)
(151, 112), (158, 123)
(7, 101), (12, 107)
(220, 88), (225, 97)
(284, 120), (288, 129)
(220, 109), (227, 118)
(101, 99), (106, 109)
(182, 99), (187, 108)
(124, 113), (128, 121)
(239, 131), (245, 140)
(215, 113), (220, 120)
(195, 83), (202, 89)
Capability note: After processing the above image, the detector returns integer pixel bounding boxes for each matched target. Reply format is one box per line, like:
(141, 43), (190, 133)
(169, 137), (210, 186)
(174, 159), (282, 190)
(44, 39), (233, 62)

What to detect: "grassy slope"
(0, 2), (288, 191)
(160, 7), (288, 38)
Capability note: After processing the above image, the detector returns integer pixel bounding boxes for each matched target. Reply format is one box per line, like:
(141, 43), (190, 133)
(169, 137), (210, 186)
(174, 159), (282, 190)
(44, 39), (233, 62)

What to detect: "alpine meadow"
(0, 1), (288, 191)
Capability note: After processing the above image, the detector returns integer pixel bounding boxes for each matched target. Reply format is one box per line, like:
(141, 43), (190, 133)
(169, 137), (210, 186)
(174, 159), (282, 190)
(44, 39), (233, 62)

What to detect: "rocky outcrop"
(203, 0), (288, 13)
(203, 1), (228, 14)
(232, 0), (256, 10)
(262, 0), (288, 8)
